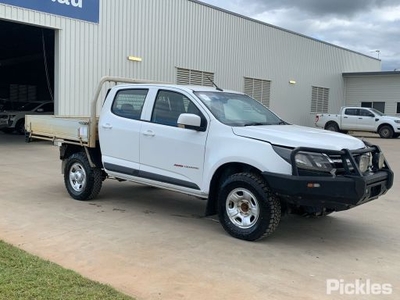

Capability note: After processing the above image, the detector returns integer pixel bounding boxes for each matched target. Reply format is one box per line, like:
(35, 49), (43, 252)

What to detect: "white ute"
(25, 77), (394, 241)
(315, 106), (400, 138)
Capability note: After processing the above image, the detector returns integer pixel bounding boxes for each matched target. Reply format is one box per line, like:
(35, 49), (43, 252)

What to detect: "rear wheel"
(325, 122), (339, 132)
(218, 173), (281, 241)
(378, 125), (394, 139)
(64, 152), (102, 200)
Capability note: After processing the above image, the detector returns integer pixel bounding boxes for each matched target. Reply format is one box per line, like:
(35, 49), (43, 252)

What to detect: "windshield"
(194, 91), (284, 126)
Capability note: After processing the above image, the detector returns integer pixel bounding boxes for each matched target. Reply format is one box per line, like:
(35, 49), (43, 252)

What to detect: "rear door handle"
(143, 130), (155, 137)
(102, 123), (113, 129)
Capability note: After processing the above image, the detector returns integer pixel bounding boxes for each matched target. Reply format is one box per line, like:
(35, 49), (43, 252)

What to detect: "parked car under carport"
(0, 101), (54, 134)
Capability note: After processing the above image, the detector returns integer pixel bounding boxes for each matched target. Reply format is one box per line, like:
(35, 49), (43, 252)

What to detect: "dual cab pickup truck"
(315, 106), (400, 138)
(25, 77), (394, 241)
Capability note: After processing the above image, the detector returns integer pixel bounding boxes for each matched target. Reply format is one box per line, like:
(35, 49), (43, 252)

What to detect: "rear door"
(99, 88), (149, 175)
(341, 108), (359, 130)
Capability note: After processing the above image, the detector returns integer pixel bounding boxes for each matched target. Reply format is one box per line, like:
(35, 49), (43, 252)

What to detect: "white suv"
(0, 101), (54, 134)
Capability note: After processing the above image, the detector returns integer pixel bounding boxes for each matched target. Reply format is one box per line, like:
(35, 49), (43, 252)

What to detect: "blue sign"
(0, 0), (100, 23)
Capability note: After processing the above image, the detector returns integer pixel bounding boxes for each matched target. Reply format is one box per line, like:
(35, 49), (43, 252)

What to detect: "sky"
(200, 0), (400, 71)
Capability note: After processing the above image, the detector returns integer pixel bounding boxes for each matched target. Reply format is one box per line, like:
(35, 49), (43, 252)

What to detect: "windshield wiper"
(243, 122), (271, 126)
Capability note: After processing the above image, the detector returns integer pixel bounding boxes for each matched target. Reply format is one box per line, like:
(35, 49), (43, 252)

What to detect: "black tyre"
(0, 128), (14, 134)
(379, 125), (394, 138)
(64, 152), (102, 200)
(325, 122), (339, 132)
(218, 173), (281, 241)
(15, 119), (25, 135)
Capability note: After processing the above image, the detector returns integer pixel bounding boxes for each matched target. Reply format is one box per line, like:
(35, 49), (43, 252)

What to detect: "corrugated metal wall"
(345, 75), (400, 115)
(0, 0), (381, 125)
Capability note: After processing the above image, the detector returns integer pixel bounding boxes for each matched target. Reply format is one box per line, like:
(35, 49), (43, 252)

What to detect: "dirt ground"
(0, 132), (399, 300)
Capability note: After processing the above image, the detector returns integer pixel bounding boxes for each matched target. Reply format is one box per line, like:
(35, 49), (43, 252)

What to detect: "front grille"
(327, 153), (365, 176)
(292, 145), (385, 177)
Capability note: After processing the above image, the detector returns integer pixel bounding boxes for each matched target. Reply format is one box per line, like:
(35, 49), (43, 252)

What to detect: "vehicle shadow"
(86, 181), (389, 251)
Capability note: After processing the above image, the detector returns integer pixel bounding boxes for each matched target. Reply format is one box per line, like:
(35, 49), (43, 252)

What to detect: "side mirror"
(177, 113), (205, 131)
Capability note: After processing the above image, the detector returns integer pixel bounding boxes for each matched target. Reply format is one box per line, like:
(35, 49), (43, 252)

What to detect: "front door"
(139, 89), (208, 191)
(357, 108), (376, 131)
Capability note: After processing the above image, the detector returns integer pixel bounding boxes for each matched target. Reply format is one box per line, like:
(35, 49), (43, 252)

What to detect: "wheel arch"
(60, 144), (103, 169)
(15, 117), (24, 126)
(15, 118), (26, 134)
(324, 121), (339, 130)
(377, 123), (394, 132)
(205, 162), (262, 216)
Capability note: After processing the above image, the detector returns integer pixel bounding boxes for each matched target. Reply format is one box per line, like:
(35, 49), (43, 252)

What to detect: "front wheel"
(218, 173), (281, 241)
(379, 125), (394, 138)
(15, 119), (25, 135)
(64, 152), (102, 200)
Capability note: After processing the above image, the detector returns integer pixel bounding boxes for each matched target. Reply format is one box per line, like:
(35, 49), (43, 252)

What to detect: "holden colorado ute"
(315, 106), (400, 138)
(25, 77), (394, 241)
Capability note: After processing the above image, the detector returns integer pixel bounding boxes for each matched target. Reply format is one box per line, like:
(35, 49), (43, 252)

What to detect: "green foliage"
(0, 240), (133, 300)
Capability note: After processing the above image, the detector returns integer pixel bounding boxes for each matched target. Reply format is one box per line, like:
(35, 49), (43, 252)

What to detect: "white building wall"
(0, 0), (381, 126)
(345, 75), (400, 116)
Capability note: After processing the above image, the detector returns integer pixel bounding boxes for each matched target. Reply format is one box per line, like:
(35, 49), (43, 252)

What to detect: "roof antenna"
(207, 76), (223, 91)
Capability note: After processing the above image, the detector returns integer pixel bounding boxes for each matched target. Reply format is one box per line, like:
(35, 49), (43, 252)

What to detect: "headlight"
(372, 152), (385, 170)
(358, 153), (371, 173)
(9, 115), (16, 121)
(295, 152), (335, 173)
(272, 145), (335, 174)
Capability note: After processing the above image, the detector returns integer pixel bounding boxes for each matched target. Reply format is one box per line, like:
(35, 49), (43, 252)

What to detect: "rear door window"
(344, 109), (358, 116)
(112, 89), (148, 120)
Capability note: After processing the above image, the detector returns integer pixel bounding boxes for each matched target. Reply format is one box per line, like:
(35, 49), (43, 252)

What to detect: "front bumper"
(263, 145), (394, 211)
(0, 117), (11, 128)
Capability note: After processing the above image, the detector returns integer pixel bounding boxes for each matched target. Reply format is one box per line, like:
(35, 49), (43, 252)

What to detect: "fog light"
(373, 153), (385, 169)
(358, 154), (370, 173)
